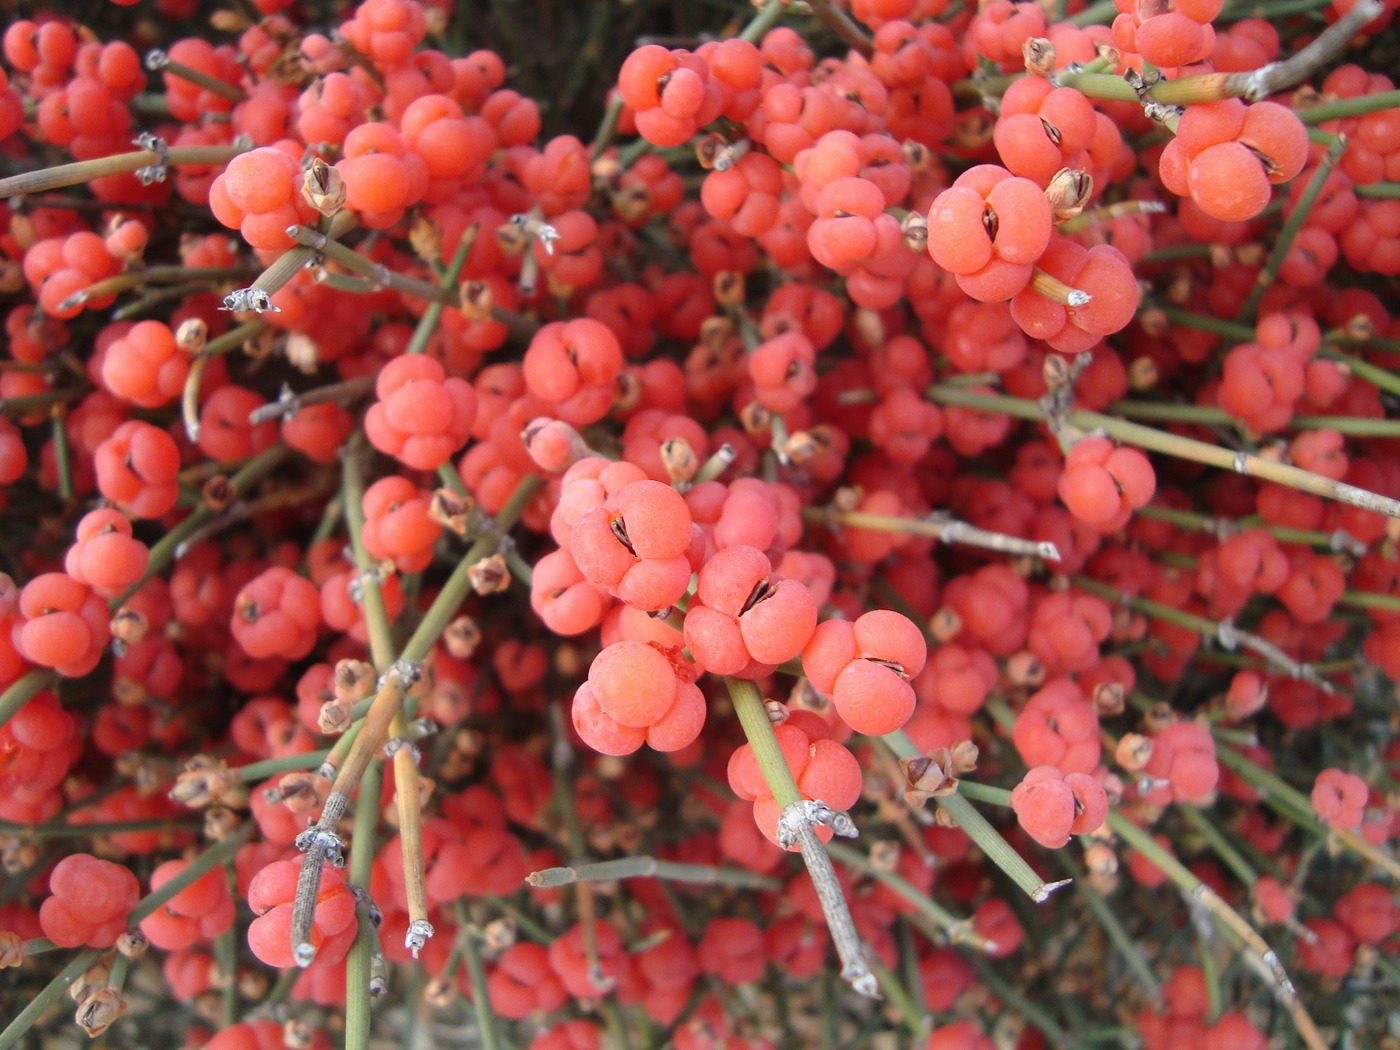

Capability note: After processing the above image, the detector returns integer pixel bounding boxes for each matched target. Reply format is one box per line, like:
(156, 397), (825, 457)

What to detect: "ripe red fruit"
(39, 853), (140, 948)
(802, 610), (926, 735)
(230, 566), (321, 660)
(365, 355), (477, 470)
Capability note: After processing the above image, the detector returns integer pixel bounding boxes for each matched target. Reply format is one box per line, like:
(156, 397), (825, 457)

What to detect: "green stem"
(1177, 806), (1258, 889)
(925, 383), (1400, 520)
(50, 405), (73, 502)
(1213, 745), (1400, 881)
(1238, 135), (1347, 322)
(130, 823), (254, 924)
(882, 730), (1067, 903)
(235, 749), (333, 783)
(345, 758), (384, 1050)
(405, 225), (478, 358)
(1107, 398), (1400, 436)
(739, 0), (787, 42)
(1320, 347), (1400, 398)
(825, 841), (983, 949)
(1337, 590), (1400, 613)
(0, 948), (103, 1049)
(0, 145), (248, 199)
(1297, 89), (1400, 125)
(0, 670), (58, 735)
(0, 819), (201, 839)
(527, 857), (780, 890)
(215, 924), (238, 1027)
(460, 925), (502, 1050)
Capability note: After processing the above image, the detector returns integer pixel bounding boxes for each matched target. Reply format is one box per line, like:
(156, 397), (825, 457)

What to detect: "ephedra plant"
(0, 0), (1398, 1047)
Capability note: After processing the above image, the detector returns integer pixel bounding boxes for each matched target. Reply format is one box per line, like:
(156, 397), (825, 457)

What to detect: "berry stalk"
(0, 144), (249, 199)
(526, 857), (782, 890)
(725, 675), (879, 999)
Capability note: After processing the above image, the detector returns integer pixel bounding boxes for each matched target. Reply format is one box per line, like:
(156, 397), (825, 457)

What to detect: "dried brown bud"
(870, 840), (900, 872)
(202, 475), (235, 512)
(496, 219), (529, 254)
(204, 807), (240, 840)
(429, 487), (475, 536)
(301, 157), (346, 216)
(0, 930), (22, 969)
(1046, 168), (1093, 224)
(902, 139), (933, 174)
(1092, 681), (1126, 716)
(660, 438), (698, 486)
(443, 615), (483, 660)
(274, 772), (328, 815)
(284, 1018), (315, 1050)
(1042, 352), (1072, 390)
(170, 756), (235, 808)
(698, 315), (735, 350)
(1, 837), (39, 874)
(949, 740), (980, 775)
(1344, 313), (1375, 340)
(1128, 356), (1159, 391)
(1114, 733), (1153, 772)
(483, 917), (517, 954)
(318, 696), (355, 735)
(238, 969), (269, 1001)
(928, 606), (962, 643)
(612, 370), (642, 414)
(779, 429), (815, 464)
(1093, 42), (1120, 68)
(1138, 306), (1169, 338)
(610, 184), (651, 225)
(1143, 702), (1175, 735)
(209, 9), (250, 32)
(1235, 242), (1265, 268)
(469, 554), (511, 595)
(283, 332), (320, 374)
(903, 749), (958, 807)
(116, 930), (149, 959)
(1023, 37), (1056, 76)
(174, 317), (207, 354)
(1005, 651), (1045, 688)
(109, 607), (149, 646)
(738, 400), (772, 436)
(408, 215), (442, 265)
(71, 958), (111, 1003)
(1083, 841), (1118, 877)
(334, 658), (377, 703)
(763, 699), (788, 726)
(459, 278), (494, 322)
(594, 754), (627, 780)
(899, 209), (928, 253)
(713, 270), (745, 306)
(424, 975), (457, 1008)
(112, 678), (147, 707)
(789, 677), (830, 713)
(75, 987), (124, 1037)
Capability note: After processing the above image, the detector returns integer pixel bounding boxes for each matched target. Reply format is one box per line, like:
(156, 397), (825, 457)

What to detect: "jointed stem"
(726, 676), (879, 999)
(925, 383), (1400, 520)
(1107, 810), (1327, 1050)
(291, 474), (542, 965)
(527, 856), (782, 890)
